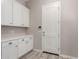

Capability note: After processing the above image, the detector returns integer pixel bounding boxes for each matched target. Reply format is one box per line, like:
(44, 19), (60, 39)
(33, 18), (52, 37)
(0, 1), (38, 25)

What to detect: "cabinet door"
(2, 40), (18, 59)
(7, 40), (18, 59)
(24, 37), (33, 52)
(2, 42), (8, 59)
(22, 6), (30, 27)
(18, 38), (26, 57)
(18, 37), (33, 57)
(13, 0), (23, 26)
(1, 0), (13, 25)
(1, 0), (5, 25)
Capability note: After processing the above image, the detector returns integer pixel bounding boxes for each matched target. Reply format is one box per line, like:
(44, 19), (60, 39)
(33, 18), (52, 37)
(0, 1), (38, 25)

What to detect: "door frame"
(42, 1), (61, 55)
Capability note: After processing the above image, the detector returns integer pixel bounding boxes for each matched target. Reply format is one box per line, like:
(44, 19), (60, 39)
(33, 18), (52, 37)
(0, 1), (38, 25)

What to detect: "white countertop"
(1, 35), (33, 42)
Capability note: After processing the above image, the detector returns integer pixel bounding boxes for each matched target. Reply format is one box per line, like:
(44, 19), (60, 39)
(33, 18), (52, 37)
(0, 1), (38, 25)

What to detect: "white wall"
(27, 0), (78, 57)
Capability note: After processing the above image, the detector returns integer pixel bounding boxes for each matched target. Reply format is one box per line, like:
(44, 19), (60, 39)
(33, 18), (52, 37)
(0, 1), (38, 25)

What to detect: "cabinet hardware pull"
(15, 45), (18, 47)
(9, 42), (12, 44)
(22, 39), (24, 41)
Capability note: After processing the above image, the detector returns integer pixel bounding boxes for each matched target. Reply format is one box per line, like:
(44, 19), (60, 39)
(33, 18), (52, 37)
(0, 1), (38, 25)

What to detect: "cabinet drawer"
(2, 40), (18, 59)
(2, 40), (17, 47)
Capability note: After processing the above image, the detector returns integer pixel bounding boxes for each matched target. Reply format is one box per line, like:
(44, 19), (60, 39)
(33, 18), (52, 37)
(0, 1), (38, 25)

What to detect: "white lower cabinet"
(18, 38), (27, 57)
(2, 40), (18, 59)
(18, 37), (33, 57)
(2, 36), (33, 59)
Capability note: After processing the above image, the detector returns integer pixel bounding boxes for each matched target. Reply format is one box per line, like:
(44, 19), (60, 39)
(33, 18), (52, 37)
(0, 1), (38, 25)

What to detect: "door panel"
(1, 0), (5, 25)
(18, 37), (33, 57)
(22, 6), (30, 27)
(13, 0), (23, 26)
(2, 40), (18, 59)
(42, 2), (60, 54)
(2, 42), (8, 59)
(18, 38), (26, 57)
(1, 0), (13, 25)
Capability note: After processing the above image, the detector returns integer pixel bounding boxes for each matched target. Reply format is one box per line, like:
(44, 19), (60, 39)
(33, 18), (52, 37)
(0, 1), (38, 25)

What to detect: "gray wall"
(60, 0), (78, 57)
(1, 26), (27, 40)
(26, 0), (58, 50)
(26, 0), (78, 57)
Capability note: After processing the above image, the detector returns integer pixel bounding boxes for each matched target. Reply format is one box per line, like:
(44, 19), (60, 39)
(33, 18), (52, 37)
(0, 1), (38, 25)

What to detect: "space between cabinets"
(1, 0), (30, 27)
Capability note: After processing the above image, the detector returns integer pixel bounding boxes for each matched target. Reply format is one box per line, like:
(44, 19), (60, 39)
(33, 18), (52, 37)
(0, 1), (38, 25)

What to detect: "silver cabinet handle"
(9, 42), (12, 45)
(15, 45), (18, 47)
(22, 39), (24, 41)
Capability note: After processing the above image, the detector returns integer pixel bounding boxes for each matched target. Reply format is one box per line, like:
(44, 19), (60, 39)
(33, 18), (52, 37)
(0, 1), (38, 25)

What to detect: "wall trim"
(60, 54), (78, 59)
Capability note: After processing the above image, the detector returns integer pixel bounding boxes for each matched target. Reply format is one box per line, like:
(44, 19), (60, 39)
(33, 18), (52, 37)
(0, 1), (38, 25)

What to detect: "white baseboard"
(60, 54), (78, 59)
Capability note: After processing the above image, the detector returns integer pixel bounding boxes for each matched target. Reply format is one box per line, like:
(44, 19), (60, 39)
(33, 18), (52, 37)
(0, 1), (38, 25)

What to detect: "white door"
(18, 37), (33, 57)
(2, 42), (8, 59)
(7, 40), (18, 59)
(24, 37), (33, 52)
(13, 0), (23, 26)
(2, 40), (18, 59)
(42, 2), (60, 54)
(18, 38), (27, 57)
(22, 6), (30, 27)
(1, 0), (13, 25)
(1, 0), (5, 25)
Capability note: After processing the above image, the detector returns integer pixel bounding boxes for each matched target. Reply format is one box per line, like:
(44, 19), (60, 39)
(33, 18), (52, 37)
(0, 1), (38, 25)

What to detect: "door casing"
(42, 1), (61, 55)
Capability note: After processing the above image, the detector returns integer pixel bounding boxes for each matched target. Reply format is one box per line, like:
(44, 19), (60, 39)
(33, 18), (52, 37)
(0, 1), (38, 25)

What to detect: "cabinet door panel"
(2, 42), (8, 59)
(1, 0), (5, 25)
(18, 38), (26, 57)
(24, 37), (33, 51)
(2, 40), (18, 59)
(1, 0), (13, 25)
(13, 0), (23, 26)
(22, 6), (30, 27)
(18, 37), (33, 57)
(8, 44), (17, 59)
(7, 40), (18, 59)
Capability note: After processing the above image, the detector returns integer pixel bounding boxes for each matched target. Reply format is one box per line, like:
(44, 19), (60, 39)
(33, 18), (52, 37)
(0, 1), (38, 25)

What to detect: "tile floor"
(19, 50), (70, 59)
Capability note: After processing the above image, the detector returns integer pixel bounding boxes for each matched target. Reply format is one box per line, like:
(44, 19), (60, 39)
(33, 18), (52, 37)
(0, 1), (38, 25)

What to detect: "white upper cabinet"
(1, 0), (13, 25)
(22, 6), (30, 27)
(1, 0), (30, 27)
(13, 0), (23, 27)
